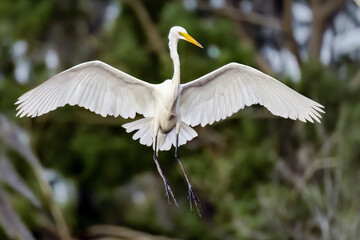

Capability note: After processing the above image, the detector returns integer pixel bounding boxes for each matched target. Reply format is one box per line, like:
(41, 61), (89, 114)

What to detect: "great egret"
(16, 26), (324, 216)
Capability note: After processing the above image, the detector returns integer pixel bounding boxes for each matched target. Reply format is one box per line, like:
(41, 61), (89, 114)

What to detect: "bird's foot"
(163, 179), (178, 206)
(188, 186), (204, 217)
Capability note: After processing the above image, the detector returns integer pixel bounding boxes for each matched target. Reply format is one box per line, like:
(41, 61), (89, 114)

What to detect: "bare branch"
(198, 4), (275, 75)
(282, 0), (302, 66)
(233, 21), (275, 75)
(198, 3), (282, 30)
(87, 225), (178, 240)
(0, 115), (72, 240)
(308, 0), (347, 60)
(321, 0), (348, 19)
(124, 0), (170, 68)
(349, 68), (360, 90)
(0, 189), (35, 240)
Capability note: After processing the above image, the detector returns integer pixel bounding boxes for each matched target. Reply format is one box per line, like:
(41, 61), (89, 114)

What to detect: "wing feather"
(225, 83), (233, 117)
(16, 60), (155, 118)
(180, 63), (324, 127)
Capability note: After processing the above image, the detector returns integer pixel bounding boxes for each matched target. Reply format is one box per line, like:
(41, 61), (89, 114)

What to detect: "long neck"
(169, 36), (180, 92)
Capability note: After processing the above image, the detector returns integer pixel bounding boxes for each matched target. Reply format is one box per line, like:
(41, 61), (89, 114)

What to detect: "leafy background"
(0, 0), (360, 239)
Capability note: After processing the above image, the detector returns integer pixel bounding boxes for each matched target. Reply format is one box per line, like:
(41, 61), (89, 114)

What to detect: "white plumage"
(180, 63), (324, 126)
(15, 27), (324, 151)
(16, 61), (155, 119)
(15, 26), (324, 214)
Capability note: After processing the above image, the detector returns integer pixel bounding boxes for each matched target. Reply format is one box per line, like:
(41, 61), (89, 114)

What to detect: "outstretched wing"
(16, 61), (155, 118)
(179, 63), (324, 127)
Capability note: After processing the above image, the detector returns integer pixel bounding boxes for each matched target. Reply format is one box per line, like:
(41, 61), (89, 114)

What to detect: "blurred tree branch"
(87, 225), (178, 240)
(233, 22), (275, 75)
(308, 0), (347, 59)
(124, 0), (170, 68)
(349, 69), (360, 90)
(0, 115), (72, 240)
(198, 3), (275, 75)
(200, 0), (347, 68)
(198, 3), (282, 30)
(282, 0), (302, 66)
(0, 188), (35, 240)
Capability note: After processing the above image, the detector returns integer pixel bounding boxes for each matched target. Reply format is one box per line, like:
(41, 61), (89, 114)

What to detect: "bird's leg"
(175, 132), (204, 217)
(153, 134), (178, 206)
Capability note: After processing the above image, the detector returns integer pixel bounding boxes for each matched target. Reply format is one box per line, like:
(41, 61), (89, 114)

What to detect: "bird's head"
(169, 26), (203, 48)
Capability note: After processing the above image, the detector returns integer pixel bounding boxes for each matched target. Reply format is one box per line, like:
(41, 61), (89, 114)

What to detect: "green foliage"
(0, 0), (359, 239)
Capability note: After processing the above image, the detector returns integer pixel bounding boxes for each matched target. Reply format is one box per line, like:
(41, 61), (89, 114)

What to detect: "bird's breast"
(155, 104), (178, 133)
(154, 80), (180, 133)
(159, 114), (178, 134)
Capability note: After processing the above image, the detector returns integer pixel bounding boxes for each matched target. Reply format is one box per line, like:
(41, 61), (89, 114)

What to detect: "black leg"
(175, 133), (204, 217)
(153, 135), (178, 206)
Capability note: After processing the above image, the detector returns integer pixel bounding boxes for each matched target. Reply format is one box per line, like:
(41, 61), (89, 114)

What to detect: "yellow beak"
(180, 32), (203, 48)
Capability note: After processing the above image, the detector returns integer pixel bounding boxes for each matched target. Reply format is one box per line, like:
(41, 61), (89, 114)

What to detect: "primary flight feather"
(16, 26), (324, 216)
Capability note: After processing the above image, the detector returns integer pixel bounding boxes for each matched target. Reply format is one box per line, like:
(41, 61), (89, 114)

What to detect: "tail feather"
(158, 121), (198, 151)
(122, 118), (198, 151)
(122, 118), (153, 147)
(178, 122), (198, 145)
(122, 118), (151, 133)
(157, 132), (173, 151)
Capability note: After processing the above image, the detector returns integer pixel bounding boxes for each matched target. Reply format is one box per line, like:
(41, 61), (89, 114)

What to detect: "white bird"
(15, 26), (324, 216)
